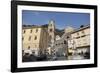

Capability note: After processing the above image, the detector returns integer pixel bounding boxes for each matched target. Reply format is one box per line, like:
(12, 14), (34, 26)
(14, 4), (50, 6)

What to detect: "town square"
(22, 10), (90, 62)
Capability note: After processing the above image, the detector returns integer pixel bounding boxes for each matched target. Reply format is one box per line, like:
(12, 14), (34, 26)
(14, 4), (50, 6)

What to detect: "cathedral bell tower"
(46, 20), (56, 56)
(48, 20), (55, 46)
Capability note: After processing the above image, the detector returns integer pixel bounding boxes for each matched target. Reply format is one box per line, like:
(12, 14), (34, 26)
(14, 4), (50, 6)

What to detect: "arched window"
(49, 29), (52, 32)
(67, 36), (69, 39)
(36, 29), (38, 32)
(23, 30), (26, 33)
(29, 36), (31, 41)
(30, 29), (32, 33)
(34, 36), (37, 40)
(64, 40), (66, 44)
(22, 37), (24, 41)
(28, 46), (30, 49)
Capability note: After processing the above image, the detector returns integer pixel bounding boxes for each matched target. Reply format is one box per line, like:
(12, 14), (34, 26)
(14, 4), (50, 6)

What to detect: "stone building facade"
(68, 25), (90, 55)
(22, 19), (90, 59)
(22, 20), (55, 56)
(22, 25), (48, 56)
(54, 25), (90, 57)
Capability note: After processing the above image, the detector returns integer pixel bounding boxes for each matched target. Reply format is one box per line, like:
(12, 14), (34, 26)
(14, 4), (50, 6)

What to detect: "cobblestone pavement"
(68, 55), (85, 60)
(47, 55), (85, 61)
(23, 54), (88, 62)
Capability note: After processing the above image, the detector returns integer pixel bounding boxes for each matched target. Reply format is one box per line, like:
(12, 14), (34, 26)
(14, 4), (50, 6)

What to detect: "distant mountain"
(41, 24), (48, 27)
(55, 28), (64, 37)
(22, 24), (36, 27)
(55, 29), (64, 32)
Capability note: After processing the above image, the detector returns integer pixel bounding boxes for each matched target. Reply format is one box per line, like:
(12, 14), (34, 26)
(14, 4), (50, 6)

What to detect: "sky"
(22, 10), (90, 30)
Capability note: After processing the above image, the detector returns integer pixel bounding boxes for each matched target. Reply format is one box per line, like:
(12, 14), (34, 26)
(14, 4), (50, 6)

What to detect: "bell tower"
(48, 20), (55, 45)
